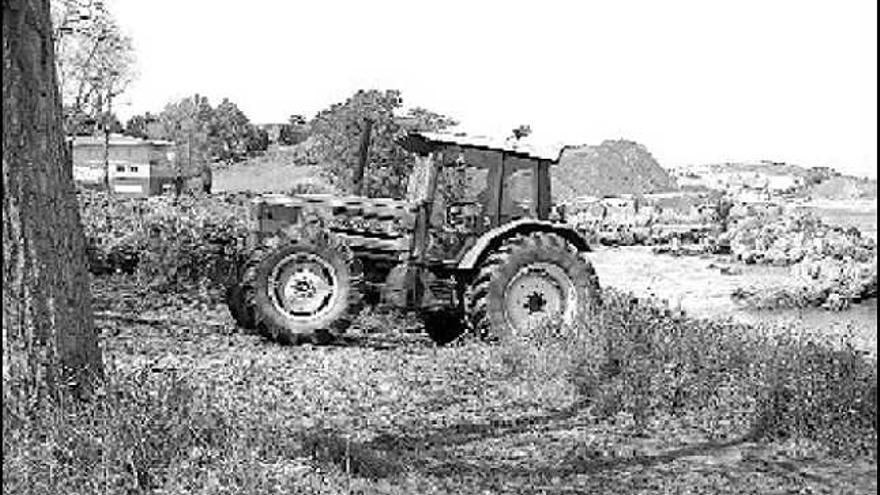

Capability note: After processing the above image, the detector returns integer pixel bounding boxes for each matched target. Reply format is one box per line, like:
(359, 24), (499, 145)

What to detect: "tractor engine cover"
(252, 194), (416, 263)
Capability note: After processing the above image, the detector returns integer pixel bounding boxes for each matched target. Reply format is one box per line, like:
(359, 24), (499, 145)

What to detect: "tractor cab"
(398, 131), (566, 267)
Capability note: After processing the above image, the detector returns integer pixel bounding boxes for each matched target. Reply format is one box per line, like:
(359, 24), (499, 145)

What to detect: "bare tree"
(52, 0), (136, 134)
(3, 0), (102, 399)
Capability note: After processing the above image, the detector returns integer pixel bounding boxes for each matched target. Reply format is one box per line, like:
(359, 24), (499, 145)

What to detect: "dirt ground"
(92, 276), (877, 495)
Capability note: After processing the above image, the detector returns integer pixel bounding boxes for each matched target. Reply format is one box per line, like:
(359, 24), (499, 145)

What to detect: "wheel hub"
(270, 253), (339, 320)
(524, 292), (548, 313)
(504, 263), (576, 335)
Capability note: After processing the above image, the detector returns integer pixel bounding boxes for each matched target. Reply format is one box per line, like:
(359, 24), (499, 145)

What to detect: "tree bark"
(3, 0), (102, 400)
(353, 118), (372, 196)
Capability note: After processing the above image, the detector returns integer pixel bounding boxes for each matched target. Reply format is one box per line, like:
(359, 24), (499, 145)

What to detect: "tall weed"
(496, 288), (877, 454)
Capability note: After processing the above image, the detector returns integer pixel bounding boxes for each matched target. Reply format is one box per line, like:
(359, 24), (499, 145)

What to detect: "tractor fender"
(457, 219), (592, 271)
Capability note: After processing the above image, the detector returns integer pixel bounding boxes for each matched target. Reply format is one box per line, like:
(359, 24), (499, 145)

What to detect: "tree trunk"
(3, 0), (102, 400)
(353, 118), (372, 196)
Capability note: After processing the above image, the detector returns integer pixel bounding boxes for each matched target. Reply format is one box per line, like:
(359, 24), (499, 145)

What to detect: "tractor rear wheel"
(245, 235), (362, 345)
(465, 232), (600, 340)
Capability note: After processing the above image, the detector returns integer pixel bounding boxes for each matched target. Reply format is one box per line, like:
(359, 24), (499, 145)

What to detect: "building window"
(116, 165), (126, 172)
(129, 165), (139, 173)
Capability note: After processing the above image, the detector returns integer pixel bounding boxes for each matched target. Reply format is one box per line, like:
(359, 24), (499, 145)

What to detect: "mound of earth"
(552, 139), (676, 202)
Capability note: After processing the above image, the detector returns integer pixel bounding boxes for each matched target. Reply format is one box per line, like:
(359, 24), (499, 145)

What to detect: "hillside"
(676, 161), (813, 178)
(806, 176), (877, 200)
(213, 140), (332, 193)
(672, 161), (876, 200)
(552, 139), (677, 202)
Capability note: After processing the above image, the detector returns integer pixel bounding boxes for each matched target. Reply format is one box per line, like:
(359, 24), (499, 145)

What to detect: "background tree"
(245, 126), (270, 153)
(149, 95), (265, 174)
(278, 114), (309, 145)
(511, 124), (531, 141)
(51, 0), (136, 135)
(65, 107), (123, 136)
(4, 0), (102, 399)
(397, 106), (459, 133)
(152, 94), (215, 178)
(212, 98), (257, 161)
(309, 90), (457, 198)
(123, 111), (159, 139)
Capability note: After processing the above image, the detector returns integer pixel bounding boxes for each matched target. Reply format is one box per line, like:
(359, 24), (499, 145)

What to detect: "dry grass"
(213, 145), (332, 194)
(3, 282), (876, 494)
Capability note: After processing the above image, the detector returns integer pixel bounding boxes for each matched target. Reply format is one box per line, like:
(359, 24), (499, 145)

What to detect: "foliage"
(497, 289), (877, 457)
(510, 124), (531, 141)
(152, 94), (216, 176)
(78, 190), (252, 292)
(278, 114), (310, 145)
(212, 98), (263, 161)
(727, 209), (876, 266)
(396, 107), (459, 134)
(751, 332), (877, 457)
(309, 90), (457, 199)
(52, 0), (136, 135)
(246, 126), (270, 153)
(131, 95), (268, 174)
(63, 107), (124, 136)
(2, 363), (348, 495)
(123, 112), (161, 139)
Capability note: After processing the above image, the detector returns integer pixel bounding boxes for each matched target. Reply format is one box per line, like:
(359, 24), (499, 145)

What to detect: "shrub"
(752, 334), (877, 458)
(78, 190), (252, 293)
(2, 363), (369, 495)
(496, 289), (877, 455)
(3, 365), (234, 494)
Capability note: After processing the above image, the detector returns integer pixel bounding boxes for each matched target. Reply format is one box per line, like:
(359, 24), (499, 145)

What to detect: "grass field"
(3, 274), (876, 495)
(213, 145), (330, 194)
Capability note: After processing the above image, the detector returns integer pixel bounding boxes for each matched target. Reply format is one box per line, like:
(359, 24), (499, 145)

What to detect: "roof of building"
(402, 131), (566, 162)
(68, 134), (175, 147)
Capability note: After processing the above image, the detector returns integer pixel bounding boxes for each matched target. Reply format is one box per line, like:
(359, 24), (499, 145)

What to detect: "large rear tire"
(465, 232), (600, 341)
(242, 234), (362, 345)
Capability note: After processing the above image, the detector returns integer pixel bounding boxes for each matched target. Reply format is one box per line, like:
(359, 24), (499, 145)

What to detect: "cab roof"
(399, 131), (566, 163)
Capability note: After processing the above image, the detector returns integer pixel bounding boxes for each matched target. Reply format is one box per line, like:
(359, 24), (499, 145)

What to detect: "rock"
(719, 265), (743, 276)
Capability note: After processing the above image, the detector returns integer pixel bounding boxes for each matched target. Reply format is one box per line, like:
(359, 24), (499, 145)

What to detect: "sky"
(110, 0), (876, 177)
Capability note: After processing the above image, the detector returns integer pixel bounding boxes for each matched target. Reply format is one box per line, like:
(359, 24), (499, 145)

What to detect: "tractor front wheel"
(248, 237), (362, 345)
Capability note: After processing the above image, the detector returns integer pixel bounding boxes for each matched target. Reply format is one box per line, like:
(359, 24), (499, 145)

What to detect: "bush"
(496, 289), (877, 455)
(2, 363), (368, 495)
(753, 336), (877, 457)
(3, 366), (234, 494)
(78, 190), (252, 293)
(728, 209), (876, 266)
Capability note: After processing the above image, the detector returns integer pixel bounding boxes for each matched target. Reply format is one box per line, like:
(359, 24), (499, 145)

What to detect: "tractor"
(225, 131), (601, 345)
